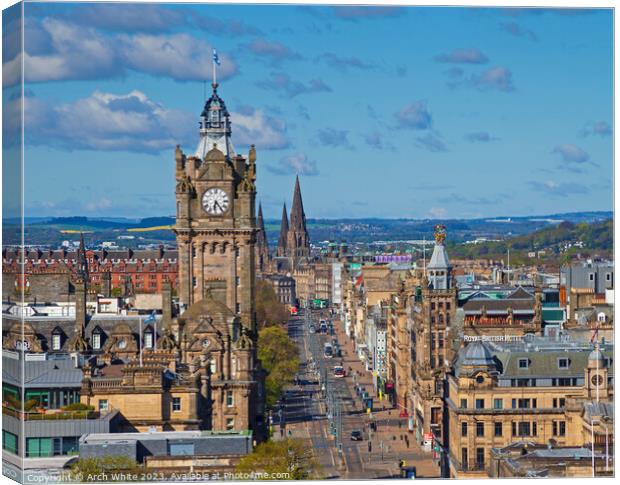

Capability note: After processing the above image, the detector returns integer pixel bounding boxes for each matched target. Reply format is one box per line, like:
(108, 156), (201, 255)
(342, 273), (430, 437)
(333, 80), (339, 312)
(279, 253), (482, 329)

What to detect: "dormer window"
(597, 312), (606, 323)
(144, 329), (153, 349)
(558, 358), (570, 369)
(51, 328), (63, 351)
(92, 331), (101, 350)
(518, 358), (529, 369)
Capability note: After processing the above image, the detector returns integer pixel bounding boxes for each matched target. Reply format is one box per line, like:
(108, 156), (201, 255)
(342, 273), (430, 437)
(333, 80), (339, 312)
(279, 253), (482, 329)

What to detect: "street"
(277, 309), (441, 479)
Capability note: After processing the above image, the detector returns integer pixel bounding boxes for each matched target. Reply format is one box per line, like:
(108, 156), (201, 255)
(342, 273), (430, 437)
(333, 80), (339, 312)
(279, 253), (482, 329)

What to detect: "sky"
(2, 3), (614, 220)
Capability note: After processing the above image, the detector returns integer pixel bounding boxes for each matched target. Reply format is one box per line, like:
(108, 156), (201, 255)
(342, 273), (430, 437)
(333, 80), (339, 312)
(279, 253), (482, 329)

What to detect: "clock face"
(591, 375), (603, 386)
(202, 188), (229, 215)
(202, 338), (211, 348)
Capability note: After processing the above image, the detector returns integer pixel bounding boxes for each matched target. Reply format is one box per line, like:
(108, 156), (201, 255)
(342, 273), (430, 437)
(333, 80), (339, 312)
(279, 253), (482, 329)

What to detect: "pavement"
(275, 309), (441, 480)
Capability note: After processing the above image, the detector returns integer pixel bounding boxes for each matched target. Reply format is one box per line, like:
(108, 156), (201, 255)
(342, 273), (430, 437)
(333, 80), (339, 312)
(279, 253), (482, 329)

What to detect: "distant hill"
(448, 218), (613, 263)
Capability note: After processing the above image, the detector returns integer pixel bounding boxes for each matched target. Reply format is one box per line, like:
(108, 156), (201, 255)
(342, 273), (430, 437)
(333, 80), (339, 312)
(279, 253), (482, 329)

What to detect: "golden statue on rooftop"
(434, 224), (447, 245)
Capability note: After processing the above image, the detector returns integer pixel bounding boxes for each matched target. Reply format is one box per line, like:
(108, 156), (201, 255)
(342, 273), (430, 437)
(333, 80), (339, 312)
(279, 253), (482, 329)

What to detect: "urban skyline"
(2, 3), (613, 220)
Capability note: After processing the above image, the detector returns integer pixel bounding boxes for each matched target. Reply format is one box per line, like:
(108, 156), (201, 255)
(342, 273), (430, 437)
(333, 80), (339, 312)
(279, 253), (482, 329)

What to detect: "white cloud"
(24, 90), (193, 153)
(267, 153), (319, 176)
(230, 108), (290, 150)
(3, 18), (238, 85)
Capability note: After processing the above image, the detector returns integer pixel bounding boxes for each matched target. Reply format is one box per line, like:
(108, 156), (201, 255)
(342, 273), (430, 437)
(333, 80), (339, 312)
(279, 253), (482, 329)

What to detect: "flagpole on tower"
(212, 48), (220, 87)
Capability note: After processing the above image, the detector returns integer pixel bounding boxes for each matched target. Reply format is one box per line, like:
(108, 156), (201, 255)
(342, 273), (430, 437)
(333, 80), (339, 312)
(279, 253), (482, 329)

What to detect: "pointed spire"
(256, 203), (270, 272)
(277, 203), (289, 257)
(257, 203), (269, 251)
(289, 175), (307, 232)
(287, 176), (310, 260)
(77, 232), (89, 283)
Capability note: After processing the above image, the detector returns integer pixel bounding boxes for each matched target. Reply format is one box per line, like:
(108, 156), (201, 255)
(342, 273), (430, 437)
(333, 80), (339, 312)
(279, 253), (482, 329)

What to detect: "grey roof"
(583, 401), (614, 422)
(454, 341), (497, 375)
(2, 353), (83, 389)
(427, 243), (450, 269)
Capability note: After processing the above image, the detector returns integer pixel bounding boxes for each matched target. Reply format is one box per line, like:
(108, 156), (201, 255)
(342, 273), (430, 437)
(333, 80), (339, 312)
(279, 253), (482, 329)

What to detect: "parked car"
(350, 430), (363, 441)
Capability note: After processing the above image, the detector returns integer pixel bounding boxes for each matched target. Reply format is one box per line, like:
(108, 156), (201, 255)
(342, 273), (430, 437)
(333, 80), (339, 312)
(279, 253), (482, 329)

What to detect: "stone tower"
(174, 82), (257, 332)
(277, 203), (289, 257)
(173, 82), (263, 434)
(255, 203), (270, 273)
(286, 175), (310, 261)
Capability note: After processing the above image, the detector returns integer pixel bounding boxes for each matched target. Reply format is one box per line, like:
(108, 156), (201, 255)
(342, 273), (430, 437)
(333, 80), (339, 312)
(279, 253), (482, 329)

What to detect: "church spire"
(256, 203), (269, 272)
(287, 176), (310, 260)
(277, 203), (289, 257)
(289, 175), (307, 233)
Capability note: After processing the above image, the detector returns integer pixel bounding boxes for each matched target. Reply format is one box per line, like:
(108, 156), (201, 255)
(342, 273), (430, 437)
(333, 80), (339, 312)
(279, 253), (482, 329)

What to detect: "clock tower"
(174, 83), (257, 333)
(172, 82), (264, 435)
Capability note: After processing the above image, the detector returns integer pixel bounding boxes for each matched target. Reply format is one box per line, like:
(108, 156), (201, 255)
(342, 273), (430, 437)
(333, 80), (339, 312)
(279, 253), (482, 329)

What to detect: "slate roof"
(3, 353), (83, 389)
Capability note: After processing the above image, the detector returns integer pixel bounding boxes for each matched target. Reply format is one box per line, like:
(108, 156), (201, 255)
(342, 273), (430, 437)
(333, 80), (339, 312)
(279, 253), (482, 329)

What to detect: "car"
(334, 366), (345, 378)
(350, 430), (363, 441)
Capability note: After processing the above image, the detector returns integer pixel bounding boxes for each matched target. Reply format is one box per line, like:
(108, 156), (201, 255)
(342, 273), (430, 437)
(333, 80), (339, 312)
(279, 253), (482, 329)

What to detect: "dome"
(588, 346), (606, 367)
(461, 341), (496, 367)
(182, 294), (235, 321)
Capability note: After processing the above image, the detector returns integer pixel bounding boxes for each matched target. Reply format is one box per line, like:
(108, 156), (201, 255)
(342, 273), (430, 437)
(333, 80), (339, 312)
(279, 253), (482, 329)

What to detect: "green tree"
(256, 280), (289, 329)
(69, 456), (140, 482)
(235, 438), (322, 480)
(258, 326), (299, 408)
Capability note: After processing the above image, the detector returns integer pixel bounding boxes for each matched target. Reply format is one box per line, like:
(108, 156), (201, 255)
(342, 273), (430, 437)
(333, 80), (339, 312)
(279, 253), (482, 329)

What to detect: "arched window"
(597, 312), (607, 323)
(210, 358), (217, 375)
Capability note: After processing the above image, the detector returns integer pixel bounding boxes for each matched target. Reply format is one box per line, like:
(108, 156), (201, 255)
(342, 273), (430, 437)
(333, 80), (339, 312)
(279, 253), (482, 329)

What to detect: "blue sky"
(3, 3), (613, 219)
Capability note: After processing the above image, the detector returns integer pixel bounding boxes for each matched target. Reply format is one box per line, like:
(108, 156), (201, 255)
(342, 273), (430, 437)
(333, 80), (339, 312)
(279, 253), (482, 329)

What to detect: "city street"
(278, 309), (441, 479)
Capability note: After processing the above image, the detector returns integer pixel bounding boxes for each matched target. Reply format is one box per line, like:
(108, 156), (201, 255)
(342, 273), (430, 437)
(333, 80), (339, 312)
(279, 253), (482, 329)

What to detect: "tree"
(69, 456), (140, 481)
(256, 280), (289, 329)
(258, 326), (299, 408)
(235, 438), (322, 480)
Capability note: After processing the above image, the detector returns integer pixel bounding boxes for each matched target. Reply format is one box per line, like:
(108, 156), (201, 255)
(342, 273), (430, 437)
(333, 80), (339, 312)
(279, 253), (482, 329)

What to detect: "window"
(235, 303), (240, 314)
(494, 422), (503, 437)
(589, 273), (595, 281)
(460, 399), (467, 409)
(476, 375), (484, 384)
(558, 358), (569, 369)
(192, 277), (197, 287)
(210, 358), (217, 375)
(92, 331), (101, 350)
(461, 448), (468, 469)
(461, 422), (468, 437)
(26, 438), (53, 458)
(553, 398), (566, 408)
(144, 331), (153, 349)
(493, 398), (503, 410)
(476, 422), (484, 437)
(518, 358), (529, 369)
(597, 312), (607, 323)
(172, 397), (181, 412)
(3, 431), (18, 454)
(236, 276), (241, 287)
(169, 443), (194, 456)
(431, 302), (436, 311)
(518, 422), (531, 437)
(52, 332), (62, 351)
(475, 399), (484, 409)
(226, 418), (235, 430)
(226, 391), (234, 407)
(476, 448), (484, 470)
(98, 400), (109, 412)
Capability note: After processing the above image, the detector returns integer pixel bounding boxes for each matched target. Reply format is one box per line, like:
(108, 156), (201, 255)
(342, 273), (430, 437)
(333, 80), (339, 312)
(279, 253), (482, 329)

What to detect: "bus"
(323, 343), (333, 358)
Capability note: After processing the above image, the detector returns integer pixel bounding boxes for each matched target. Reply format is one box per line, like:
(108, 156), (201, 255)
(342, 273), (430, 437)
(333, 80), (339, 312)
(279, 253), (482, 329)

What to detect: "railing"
(90, 377), (123, 388)
(2, 405), (106, 420)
